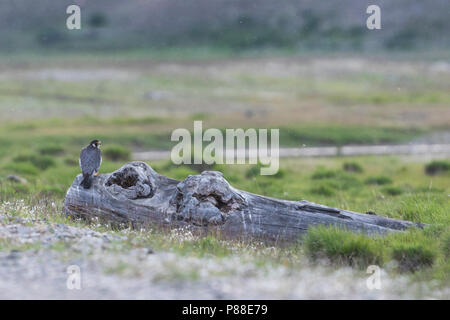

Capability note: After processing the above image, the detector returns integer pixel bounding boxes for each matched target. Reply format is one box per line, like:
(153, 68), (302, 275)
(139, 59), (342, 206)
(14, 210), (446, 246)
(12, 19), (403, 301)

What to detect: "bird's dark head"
(89, 139), (102, 148)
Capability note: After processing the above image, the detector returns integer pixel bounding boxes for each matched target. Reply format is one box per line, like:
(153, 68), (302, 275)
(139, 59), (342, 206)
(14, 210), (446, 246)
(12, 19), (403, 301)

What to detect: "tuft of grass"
(0, 182), (31, 196)
(382, 186), (403, 196)
(442, 232), (450, 259)
(246, 164), (285, 179)
(110, 116), (164, 125)
(64, 157), (79, 166)
(304, 226), (442, 273)
(384, 230), (439, 273)
(32, 155), (56, 170)
(178, 236), (231, 258)
(309, 184), (335, 197)
(390, 244), (436, 273)
(38, 144), (65, 156)
(425, 160), (450, 176)
(304, 226), (383, 268)
(164, 166), (198, 181)
(311, 169), (336, 179)
(185, 162), (216, 174)
(102, 145), (131, 162)
(279, 126), (423, 147)
(365, 175), (392, 185)
(3, 162), (39, 176)
(271, 168), (286, 179)
(13, 154), (56, 170)
(343, 162), (363, 173)
(308, 168), (362, 194)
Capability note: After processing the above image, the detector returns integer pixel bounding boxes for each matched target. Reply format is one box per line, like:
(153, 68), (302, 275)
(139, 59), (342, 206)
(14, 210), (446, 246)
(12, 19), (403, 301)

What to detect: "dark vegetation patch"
(382, 186), (404, 196)
(279, 126), (423, 147)
(309, 184), (335, 197)
(304, 226), (383, 268)
(3, 162), (39, 176)
(343, 162), (363, 173)
(365, 176), (393, 185)
(311, 169), (336, 180)
(103, 145), (131, 162)
(305, 227), (441, 273)
(13, 154), (56, 170)
(38, 144), (65, 156)
(310, 168), (362, 192)
(425, 160), (450, 176)
(442, 232), (450, 259)
(245, 163), (285, 179)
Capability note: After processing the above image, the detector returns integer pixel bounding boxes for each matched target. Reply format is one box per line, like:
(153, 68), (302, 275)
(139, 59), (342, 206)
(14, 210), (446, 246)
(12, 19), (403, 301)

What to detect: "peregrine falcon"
(79, 139), (102, 189)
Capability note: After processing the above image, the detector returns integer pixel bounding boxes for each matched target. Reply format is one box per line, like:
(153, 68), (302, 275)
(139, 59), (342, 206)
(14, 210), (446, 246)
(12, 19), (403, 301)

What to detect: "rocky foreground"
(0, 206), (448, 299)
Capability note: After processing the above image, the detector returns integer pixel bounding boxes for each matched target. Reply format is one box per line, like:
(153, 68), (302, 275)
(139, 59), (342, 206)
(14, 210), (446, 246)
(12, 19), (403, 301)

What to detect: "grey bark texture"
(64, 162), (422, 243)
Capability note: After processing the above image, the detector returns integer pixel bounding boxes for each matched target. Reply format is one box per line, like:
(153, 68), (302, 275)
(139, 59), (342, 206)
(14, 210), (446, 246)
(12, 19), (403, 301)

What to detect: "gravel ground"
(0, 213), (448, 300)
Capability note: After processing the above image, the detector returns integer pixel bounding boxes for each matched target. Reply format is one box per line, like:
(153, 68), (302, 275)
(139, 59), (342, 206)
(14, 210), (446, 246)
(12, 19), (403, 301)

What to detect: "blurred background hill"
(0, 0), (449, 53)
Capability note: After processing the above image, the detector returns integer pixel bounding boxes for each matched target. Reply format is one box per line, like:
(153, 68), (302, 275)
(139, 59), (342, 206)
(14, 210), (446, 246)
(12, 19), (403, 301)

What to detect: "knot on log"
(105, 162), (156, 200)
(168, 171), (248, 226)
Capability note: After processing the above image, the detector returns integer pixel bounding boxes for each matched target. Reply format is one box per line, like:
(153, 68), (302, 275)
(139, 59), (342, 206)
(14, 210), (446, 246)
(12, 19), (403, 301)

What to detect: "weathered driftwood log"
(64, 162), (422, 243)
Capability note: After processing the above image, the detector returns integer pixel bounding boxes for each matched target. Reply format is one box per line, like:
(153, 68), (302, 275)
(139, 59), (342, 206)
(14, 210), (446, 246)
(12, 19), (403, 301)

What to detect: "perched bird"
(79, 139), (102, 189)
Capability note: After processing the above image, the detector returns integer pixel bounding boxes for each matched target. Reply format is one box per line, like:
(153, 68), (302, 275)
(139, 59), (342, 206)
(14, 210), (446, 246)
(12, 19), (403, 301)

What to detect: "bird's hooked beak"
(97, 141), (102, 148)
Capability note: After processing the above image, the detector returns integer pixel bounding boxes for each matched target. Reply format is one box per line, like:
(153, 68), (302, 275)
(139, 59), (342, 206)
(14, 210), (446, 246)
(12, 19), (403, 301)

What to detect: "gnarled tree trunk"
(64, 162), (422, 243)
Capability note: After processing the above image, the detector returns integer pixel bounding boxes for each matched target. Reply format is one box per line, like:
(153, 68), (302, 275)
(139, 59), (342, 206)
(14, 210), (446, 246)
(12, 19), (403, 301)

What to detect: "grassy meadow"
(0, 52), (449, 292)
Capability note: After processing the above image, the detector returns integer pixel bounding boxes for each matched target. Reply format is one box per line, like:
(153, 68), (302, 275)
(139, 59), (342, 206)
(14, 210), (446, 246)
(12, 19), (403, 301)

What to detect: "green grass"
(305, 226), (384, 268)
(310, 184), (335, 197)
(3, 161), (39, 176)
(2, 191), (447, 284)
(0, 151), (448, 285)
(4, 152), (447, 228)
(245, 163), (285, 179)
(311, 168), (337, 179)
(14, 153), (56, 170)
(343, 161), (364, 173)
(102, 145), (132, 162)
(425, 160), (450, 176)
(279, 126), (425, 147)
(365, 175), (393, 185)
(304, 226), (445, 276)
(390, 243), (436, 273)
(381, 186), (404, 196)
(0, 54), (448, 288)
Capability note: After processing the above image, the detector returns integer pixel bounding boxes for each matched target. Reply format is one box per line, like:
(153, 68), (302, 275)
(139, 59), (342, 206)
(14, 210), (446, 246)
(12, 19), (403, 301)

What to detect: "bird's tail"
(80, 174), (93, 189)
